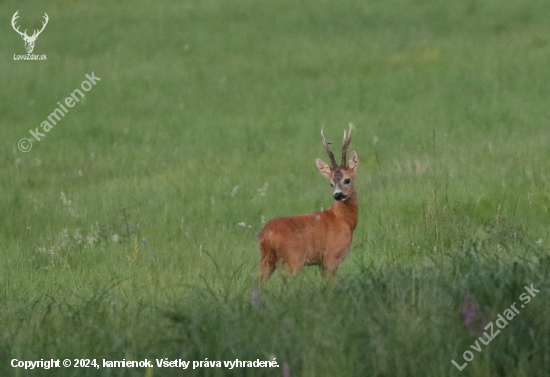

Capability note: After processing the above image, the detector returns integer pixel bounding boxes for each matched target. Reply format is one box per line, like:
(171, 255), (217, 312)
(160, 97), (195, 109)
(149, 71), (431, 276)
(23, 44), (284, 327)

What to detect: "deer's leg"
(321, 246), (350, 279)
(258, 254), (276, 286)
(275, 250), (304, 284)
(280, 260), (303, 283)
(258, 238), (278, 286)
(320, 264), (338, 279)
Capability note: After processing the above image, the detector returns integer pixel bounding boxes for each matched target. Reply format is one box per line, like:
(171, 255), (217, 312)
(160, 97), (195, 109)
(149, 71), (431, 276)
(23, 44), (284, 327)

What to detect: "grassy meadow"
(1, 0), (550, 375)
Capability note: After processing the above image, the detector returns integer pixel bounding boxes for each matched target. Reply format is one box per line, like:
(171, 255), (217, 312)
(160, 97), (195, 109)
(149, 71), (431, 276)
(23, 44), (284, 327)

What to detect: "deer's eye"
(344, 179), (351, 184)
(330, 183), (334, 187)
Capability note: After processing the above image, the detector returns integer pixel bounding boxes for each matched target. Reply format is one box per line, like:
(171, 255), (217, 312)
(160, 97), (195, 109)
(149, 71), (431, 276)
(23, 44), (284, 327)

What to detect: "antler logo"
(11, 11), (49, 54)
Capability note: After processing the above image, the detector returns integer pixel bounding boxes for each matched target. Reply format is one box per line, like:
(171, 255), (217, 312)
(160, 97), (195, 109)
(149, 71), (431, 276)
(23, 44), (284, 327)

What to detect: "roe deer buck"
(258, 124), (359, 284)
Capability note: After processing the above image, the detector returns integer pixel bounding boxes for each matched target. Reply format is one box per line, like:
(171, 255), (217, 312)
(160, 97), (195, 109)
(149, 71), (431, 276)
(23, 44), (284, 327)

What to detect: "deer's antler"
(11, 11), (28, 38)
(11, 11), (48, 40)
(321, 128), (338, 169)
(30, 13), (48, 38)
(340, 123), (353, 169)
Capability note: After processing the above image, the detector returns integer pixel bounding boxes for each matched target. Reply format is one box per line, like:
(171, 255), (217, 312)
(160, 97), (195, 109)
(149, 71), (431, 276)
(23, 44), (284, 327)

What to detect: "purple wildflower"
(460, 306), (478, 326)
(141, 238), (147, 243)
(283, 362), (290, 377)
(460, 289), (484, 337)
(283, 317), (293, 332)
(250, 288), (260, 312)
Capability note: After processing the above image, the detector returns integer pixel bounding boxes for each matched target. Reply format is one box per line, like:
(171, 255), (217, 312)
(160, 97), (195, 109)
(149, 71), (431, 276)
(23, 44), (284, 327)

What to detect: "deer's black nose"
(334, 192), (346, 201)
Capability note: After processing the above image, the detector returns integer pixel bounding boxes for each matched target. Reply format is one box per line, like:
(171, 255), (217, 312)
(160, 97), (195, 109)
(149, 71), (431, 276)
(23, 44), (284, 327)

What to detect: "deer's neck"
(330, 189), (358, 232)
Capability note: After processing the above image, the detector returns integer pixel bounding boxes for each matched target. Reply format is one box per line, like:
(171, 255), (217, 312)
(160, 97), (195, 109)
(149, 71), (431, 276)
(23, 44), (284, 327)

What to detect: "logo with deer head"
(11, 11), (49, 54)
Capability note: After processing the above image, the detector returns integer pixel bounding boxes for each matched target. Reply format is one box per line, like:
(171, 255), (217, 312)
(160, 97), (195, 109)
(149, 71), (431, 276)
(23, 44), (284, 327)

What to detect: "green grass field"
(2, 0), (550, 375)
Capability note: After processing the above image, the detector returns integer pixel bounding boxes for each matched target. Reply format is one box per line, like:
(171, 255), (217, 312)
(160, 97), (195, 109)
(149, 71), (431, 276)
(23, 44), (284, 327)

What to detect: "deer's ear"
(348, 151), (359, 172)
(316, 158), (332, 179)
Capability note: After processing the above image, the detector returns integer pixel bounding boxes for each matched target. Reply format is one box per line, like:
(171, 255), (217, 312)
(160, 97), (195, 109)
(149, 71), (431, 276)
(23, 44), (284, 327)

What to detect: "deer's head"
(316, 124), (359, 202)
(12, 11), (49, 54)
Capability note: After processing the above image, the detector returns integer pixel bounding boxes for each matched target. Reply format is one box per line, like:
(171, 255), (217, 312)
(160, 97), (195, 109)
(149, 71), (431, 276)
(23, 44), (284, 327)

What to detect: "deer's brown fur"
(258, 124), (359, 284)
